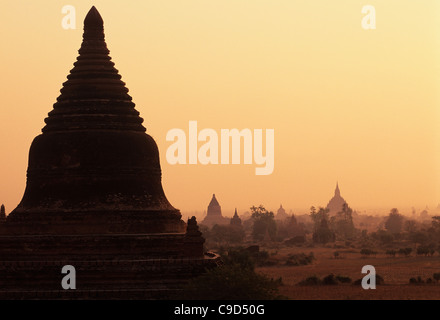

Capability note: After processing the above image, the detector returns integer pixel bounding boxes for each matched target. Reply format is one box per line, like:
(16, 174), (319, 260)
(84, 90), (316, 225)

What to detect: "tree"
(251, 205), (277, 241)
(404, 220), (417, 233)
(309, 206), (336, 244)
(409, 231), (428, 246)
(398, 247), (412, 257)
(310, 206), (329, 231)
(371, 229), (395, 244)
(385, 208), (404, 234)
(313, 218), (335, 244)
(331, 203), (355, 239)
(416, 246), (434, 256)
(210, 224), (245, 245)
(181, 247), (284, 300)
(432, 216), (440, 231)
(386, 249), (397, 257)
(360, 248), (377, 256)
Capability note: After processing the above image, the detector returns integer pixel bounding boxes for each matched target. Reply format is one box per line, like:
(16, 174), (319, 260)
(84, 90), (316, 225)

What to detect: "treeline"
(200, 205), (306, 248)
(199, 205), (440, 256)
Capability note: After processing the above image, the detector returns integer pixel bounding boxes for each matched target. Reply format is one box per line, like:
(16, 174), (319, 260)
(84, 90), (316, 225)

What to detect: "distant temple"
(275, 204), (288, 220)
(0, 7), (218, 299)
(201, 194), (229, 227)
(230, 208), (242, 227)
(420, 206), (430, 220)
(326, 182), (348, 215)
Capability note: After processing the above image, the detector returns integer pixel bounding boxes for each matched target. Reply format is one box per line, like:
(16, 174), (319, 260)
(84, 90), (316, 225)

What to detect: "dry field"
(255, 245), (440, 300)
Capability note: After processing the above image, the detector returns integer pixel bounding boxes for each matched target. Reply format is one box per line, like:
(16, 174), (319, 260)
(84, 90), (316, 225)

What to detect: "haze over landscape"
(1, 1), (439, 218)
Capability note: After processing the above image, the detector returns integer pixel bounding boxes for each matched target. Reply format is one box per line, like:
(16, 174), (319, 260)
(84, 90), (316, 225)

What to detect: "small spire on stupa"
(208, 194), (220, 207)
(185, 216), (202, 237)
(0, 204), (5, 222)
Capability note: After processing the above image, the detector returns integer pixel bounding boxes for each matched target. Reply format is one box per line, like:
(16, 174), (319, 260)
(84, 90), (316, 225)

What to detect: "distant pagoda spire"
(207, 194), (221, 216)
(230, 208), (242, 227)
(276, 203), (287, 220)
(326, 182), (348, 215)
(335, 182), (340, 197)
(201, 194), (229, 227)
(43, 6), (145, 133)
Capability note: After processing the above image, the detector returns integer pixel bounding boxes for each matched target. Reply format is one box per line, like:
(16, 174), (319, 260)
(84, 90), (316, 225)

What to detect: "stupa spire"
(84, 6), (104, 32)
(230, 208), (242, 227)
(43, 6), (145, 133)
(335, 182), (340, 197)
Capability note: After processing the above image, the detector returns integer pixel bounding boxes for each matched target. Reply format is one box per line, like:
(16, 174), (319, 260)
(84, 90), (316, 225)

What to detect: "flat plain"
(256, 245), (440, 300)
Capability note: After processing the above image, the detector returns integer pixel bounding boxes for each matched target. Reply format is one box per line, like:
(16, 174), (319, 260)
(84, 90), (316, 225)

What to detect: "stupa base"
(0, 233), (220, 299)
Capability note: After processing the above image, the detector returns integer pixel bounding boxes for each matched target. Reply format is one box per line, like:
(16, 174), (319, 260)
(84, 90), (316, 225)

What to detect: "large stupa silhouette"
(0, 7), (218, 299)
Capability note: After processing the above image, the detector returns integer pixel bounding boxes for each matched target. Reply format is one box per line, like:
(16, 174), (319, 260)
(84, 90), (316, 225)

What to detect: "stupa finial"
(335, 182), (340, 197)
(84, 6), (103, 30)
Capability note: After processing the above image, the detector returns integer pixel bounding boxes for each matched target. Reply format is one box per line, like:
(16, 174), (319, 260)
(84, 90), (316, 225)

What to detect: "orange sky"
(0, 1), (439, 219)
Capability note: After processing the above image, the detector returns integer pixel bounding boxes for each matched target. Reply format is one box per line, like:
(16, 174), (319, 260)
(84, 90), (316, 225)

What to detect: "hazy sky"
(0, 1), (439, 218)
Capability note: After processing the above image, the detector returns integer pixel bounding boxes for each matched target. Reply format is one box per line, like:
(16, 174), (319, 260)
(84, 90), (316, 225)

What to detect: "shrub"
(285, 252), (315, 266)
(181, 247), (285, 300)
(416, 246), (431, 256)
(322, 274), (338, 285)
(409, 276), (425, 284)
(360, 248), (377, 256)
(409, 277), (418, 284)
(182, 264), (284, 299)
(297, 275), (321, 286)
(385, 249), (397, 257)
(222, 247), (255, 270)
(409, 275), (438, 285)
(418, 246), (436, 257)
(297, 274), (352, 286)
(335, 275), (352, 283)
(284, 236), (306, 245)
(255, 250), (271, 266)
(353, 274), (384, 286)
(398, 247), (412, 257)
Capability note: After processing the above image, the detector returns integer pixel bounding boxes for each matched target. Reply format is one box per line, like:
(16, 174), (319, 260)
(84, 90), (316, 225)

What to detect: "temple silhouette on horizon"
(201, 194), (229, 227)
(0, 6), (218, 299)
(326, 182), (349, 215)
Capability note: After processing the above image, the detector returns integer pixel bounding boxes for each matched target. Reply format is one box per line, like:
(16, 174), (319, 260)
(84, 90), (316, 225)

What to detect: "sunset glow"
(1, 1), (439, 219)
